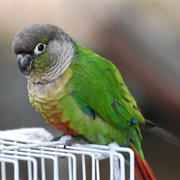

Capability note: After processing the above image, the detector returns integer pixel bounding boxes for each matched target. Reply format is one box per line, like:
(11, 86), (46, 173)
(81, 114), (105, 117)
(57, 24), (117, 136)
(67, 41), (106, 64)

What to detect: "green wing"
(69, 44), (145, 131)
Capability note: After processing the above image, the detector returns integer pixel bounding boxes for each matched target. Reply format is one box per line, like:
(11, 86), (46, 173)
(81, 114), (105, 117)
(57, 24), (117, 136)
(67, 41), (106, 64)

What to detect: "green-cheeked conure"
(12, 24), (156, 180)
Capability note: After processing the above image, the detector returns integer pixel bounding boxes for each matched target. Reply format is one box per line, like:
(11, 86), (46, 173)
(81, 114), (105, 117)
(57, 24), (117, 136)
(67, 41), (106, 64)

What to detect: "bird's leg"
(51, 133), (90, 148)
(64, 135), (90, 149)
(51, 132), (65, 142)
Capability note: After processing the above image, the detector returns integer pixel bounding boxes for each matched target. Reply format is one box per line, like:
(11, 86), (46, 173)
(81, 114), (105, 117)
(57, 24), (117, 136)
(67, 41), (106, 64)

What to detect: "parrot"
(12, 24), (156, 180)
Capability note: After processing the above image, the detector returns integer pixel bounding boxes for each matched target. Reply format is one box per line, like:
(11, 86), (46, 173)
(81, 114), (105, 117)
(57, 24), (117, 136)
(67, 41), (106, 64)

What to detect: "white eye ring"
(34, 43), (46, 55)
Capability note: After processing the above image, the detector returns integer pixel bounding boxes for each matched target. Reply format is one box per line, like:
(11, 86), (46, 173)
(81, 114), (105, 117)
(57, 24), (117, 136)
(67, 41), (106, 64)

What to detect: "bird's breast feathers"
(27, 67), (72, 112)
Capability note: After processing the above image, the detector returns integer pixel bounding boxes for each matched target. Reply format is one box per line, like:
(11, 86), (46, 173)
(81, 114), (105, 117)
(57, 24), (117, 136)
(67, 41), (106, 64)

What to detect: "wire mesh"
(0, 130), (135, 180)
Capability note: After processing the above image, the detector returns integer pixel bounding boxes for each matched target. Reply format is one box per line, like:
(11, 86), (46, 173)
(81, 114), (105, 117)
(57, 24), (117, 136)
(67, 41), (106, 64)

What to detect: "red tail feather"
(130, 144), (157, 180)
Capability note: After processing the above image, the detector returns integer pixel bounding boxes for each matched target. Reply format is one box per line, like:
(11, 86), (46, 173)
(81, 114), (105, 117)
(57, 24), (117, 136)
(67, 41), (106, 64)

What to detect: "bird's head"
(12, 24), (75, 84)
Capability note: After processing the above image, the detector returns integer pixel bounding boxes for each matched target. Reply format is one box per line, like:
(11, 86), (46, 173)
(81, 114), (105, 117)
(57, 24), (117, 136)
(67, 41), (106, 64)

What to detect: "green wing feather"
(70, 44), (145, 129)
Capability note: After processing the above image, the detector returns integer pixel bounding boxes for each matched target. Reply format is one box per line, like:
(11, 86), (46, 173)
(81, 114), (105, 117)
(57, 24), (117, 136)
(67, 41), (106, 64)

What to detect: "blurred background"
(0, 0), (180, 179)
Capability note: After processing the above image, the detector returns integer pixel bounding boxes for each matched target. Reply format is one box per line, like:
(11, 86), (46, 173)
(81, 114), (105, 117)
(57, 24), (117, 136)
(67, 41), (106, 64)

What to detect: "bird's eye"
(34, 43), (46, 55)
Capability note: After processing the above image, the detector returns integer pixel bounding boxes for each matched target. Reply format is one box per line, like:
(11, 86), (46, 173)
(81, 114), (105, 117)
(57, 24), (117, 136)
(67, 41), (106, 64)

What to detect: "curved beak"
(17, 54), (34, 75)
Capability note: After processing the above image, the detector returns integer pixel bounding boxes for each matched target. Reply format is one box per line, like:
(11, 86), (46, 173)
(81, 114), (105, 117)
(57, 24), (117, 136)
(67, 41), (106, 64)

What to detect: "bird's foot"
(64, 135), (89, 148)
(51, 133), (89, 148)
(51, 132), (65, 142)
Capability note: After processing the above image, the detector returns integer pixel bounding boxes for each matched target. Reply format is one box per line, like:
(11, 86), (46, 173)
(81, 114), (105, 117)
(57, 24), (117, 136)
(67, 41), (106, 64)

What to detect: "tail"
(142, 119), (180, 146)
(130, 143), (157, 180)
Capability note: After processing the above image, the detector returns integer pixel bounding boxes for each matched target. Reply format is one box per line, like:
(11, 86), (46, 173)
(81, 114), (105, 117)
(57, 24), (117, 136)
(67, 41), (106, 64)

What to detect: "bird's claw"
(63, 135), (89, 149)
(51, 132), (65, 142)
(51, 134), (89, 149)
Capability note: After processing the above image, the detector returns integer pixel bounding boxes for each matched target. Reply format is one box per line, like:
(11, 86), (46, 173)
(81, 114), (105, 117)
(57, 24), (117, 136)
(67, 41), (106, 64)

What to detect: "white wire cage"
(0, 128), (135, 180)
